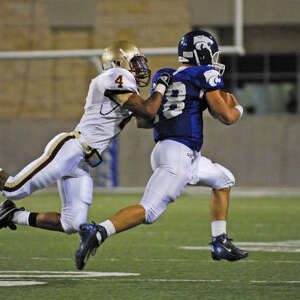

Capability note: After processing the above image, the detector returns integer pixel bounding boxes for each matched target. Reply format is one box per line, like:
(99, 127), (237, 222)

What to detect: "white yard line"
(0, 271), (299, 286)
(120, 279), (222, 282)
(251, 280), (300, 284)
(31, 257), (72, 261)
(0, 281), (46, 286)
(0, 271), (139, 278)
(69, 278), (300, 285)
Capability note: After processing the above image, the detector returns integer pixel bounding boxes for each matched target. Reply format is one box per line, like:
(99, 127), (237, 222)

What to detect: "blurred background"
(0, 0), (299, 188)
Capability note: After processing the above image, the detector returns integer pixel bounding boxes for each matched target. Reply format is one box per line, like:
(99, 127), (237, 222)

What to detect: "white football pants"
(140, 139), (235, 224)
(2, 132), (93, 234)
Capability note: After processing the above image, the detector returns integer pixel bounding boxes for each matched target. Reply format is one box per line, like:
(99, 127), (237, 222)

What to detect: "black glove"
(0, 220), (17, 230)
(8, 222), (17, 230)
(154, 72), (173, 95)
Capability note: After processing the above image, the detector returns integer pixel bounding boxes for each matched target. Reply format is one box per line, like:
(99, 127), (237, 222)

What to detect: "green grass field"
(0, 192), (299, 300)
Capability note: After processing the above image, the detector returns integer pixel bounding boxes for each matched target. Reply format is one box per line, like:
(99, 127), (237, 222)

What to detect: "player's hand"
(154, 72), (173, 95)
(228, 93), (239, 106)
(220, 90), (239, 107)
(156, 72), (173, 89)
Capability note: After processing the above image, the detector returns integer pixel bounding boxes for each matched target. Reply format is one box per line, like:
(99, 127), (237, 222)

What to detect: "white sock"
(11, 210), (30, 226)
(96, 220), (116, 241)
(211, 220), (227, 237)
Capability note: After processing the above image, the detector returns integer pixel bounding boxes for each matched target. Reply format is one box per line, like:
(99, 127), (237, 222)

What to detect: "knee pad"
(60, 210), (86, 234)
(213, 164), (235, 189)
(140, 190), (170, 224)
(142, 204), (166, 224)
(60, 218), (77, 234)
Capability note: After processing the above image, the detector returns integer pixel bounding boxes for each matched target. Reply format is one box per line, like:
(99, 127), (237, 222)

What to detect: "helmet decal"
(194, 35), (214, 51)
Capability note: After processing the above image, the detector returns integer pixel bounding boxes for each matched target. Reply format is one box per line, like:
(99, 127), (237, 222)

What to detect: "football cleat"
(210, 233), (248, 262)
(75, 223), (107, 270)
(0, 199), (24, 230)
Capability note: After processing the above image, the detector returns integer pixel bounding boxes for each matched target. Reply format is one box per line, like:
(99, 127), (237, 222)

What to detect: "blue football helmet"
(178, 30), (225, 75)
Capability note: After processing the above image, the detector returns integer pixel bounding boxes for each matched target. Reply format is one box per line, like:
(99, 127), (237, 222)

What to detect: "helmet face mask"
(101, 41), (151, 87)
(129, 55), (151, 87)
(178, 30), (225, 75)
(211, 52), (225, 75)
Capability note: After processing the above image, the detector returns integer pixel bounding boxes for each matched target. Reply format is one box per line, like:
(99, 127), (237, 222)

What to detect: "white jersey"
(75, 68), (138, 154)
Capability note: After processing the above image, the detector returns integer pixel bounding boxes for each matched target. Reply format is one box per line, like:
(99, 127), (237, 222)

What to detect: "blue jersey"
(151, 66), (224, 151)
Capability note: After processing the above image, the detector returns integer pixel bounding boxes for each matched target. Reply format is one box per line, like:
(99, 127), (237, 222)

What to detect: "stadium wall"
(1, 0), (300, 119)
(1, 116), (299, 188)
(1, 0), (299, 188)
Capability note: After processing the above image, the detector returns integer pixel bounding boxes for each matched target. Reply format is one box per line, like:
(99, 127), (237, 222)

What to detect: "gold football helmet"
(100, 41), (151, 87)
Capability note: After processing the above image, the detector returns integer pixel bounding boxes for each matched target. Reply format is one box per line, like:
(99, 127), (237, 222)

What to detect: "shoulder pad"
(101, 67), (138, 93)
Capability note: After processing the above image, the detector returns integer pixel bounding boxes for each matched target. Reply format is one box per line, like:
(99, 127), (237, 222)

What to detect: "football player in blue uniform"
(75, 30), (248, 270)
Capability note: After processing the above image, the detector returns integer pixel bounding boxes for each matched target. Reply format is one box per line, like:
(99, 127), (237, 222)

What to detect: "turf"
(0, 193), (299, 300)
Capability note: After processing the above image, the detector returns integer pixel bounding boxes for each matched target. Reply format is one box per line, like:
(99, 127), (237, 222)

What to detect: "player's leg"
(210, 187), (230, 233)
(0, 199), (65, 232)
(76, 201), (146, 270)
(1, 199), (64, 232)
(190, 155), (234, 234)
(1, 132), (83, 199)
(190, 154), (248, 261)
(75, 140), (193, 270)
(0, 132), (85, 231)
(2, 168), (93, 234)
(110, 139), (193, 229)
(58, 172), (93, 234)
(99, 140), (193, 231)
(109, 204), (145, 232)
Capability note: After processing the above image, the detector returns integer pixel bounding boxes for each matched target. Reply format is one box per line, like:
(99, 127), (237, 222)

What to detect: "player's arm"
(205, 89), (243, 125)
(124, 72), (172, 120)
(105, 72), (172, 120)
(123, 91), (163, 120)
(104, 90), (162, 120)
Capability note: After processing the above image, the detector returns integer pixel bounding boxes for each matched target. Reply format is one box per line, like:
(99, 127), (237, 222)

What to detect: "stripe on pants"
(3, 132), (77, 192)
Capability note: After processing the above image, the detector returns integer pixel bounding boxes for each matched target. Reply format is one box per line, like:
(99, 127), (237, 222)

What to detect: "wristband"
(154, 83), (166, 95)
(234, 105), (243, 120)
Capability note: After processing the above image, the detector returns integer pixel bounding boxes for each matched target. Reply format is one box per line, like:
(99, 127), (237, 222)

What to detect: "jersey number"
(115, 75), (123, 88)
(155, 82), (186, 122)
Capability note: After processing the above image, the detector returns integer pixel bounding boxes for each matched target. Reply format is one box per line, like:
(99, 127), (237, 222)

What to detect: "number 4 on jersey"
(115, 75), (123, 88)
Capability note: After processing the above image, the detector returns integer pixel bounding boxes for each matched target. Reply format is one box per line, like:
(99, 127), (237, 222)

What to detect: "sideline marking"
(1, 275), (299, 286)
(70, 278), (300, 285)
(180, 240), (300, 253)
(0, 271), (140, 278)
(251, 280), (300, 284)
(0, 281), (46, 286)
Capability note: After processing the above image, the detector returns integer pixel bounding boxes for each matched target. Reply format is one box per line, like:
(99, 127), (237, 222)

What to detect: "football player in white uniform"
(75, 31), (248, 270)
(0, 41), (172, 235)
